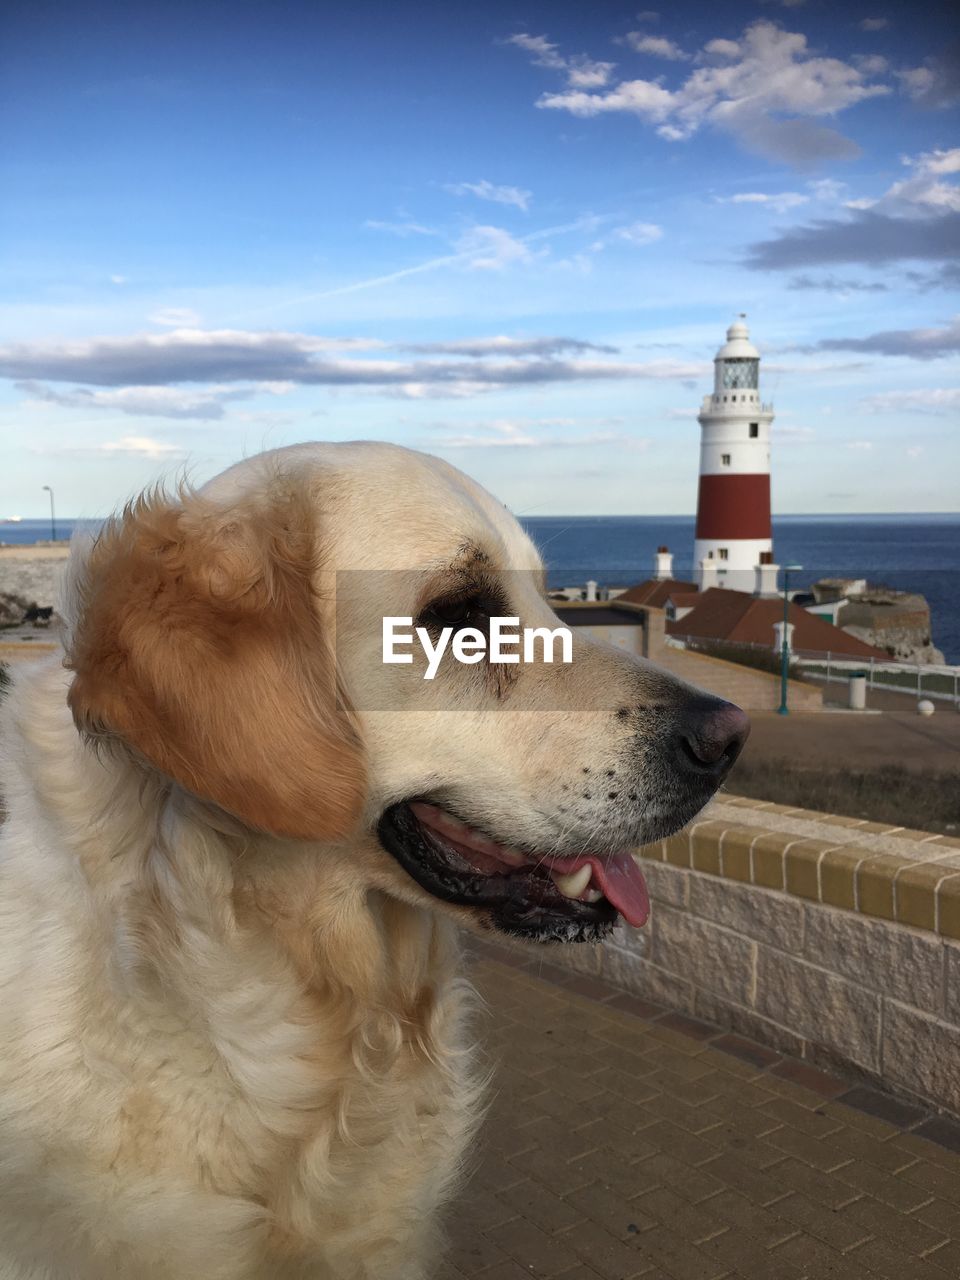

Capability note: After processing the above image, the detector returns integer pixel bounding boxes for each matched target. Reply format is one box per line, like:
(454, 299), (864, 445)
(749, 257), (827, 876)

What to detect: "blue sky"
(1, 0), (958, 518)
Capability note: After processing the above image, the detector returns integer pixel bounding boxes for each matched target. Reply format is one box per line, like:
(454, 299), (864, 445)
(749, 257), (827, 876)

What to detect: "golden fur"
(0, 442), (710, 1279)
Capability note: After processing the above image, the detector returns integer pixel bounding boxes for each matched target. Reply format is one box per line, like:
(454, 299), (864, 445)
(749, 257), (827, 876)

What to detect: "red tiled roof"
(666, 592), (701, 611)
(665, 588), (889, 659)
(617, 578), (697, 608)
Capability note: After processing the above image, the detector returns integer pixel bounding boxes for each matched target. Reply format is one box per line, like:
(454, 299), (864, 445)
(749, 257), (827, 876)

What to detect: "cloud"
(902, 262), (960, 291)
(845, 440), (874, 451)
(364, 218), (438, 237)
(612, 221), (663, 246)
(426, 419), (648, 450)
(505, 33), (615, 89)
(149, 307), (202, 328)
(859, 17), (889, 31)
(405, 336), (619, 357)
(454, 225), (535, 270)
(816, 316), (960, 360)
(34, 435), (185, 460)
(443, 179), (532, 211)
(530, 21), (889, 165)
(724, 191), (810, 214)
(861, 388), (960, 414)
(746, 210), (960, 269)
(0, 328), (708, 396)
(896, 45), (960, 107)
(848, 148), (960, 216)
(14, 379), (266, 420)
(0, 329), (385, 385)
(110, 275), (127, 286)
(625, 34), (688, 61)
(788, 274), (888, 292)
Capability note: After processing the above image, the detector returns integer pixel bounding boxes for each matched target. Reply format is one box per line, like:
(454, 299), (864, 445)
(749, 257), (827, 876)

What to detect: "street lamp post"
(41, 485), (56, 542)
(777, 564), (804, 716)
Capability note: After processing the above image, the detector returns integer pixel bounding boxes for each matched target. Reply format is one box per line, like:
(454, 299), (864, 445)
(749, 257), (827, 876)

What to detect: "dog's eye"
(420, 594), (489, 631)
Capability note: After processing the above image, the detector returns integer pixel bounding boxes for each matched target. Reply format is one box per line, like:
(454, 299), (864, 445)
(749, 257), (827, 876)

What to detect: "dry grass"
(727, 757), (960, 837)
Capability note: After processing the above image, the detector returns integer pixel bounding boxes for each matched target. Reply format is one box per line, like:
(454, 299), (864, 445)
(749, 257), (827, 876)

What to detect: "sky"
(1, 0), (958, 518)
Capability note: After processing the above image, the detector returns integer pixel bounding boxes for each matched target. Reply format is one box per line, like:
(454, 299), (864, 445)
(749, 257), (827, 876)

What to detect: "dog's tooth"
(551, 864), (593, 899)
(582, 887), (603, 903)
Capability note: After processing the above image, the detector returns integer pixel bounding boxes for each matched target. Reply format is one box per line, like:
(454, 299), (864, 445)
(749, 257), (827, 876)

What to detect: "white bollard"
(848, 673), (867, 711)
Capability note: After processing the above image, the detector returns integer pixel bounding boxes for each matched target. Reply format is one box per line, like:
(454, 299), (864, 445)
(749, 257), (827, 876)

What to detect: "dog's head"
(65, 442), (747, 944)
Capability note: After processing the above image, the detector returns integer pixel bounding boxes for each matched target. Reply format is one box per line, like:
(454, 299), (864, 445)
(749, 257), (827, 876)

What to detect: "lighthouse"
(694, 316), (774, 590)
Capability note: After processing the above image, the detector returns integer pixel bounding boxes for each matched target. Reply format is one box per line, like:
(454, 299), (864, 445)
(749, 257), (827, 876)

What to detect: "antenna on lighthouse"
(693, 317), (774, 592)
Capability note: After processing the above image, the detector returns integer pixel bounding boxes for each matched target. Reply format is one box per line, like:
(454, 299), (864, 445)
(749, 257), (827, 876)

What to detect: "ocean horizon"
(4, 513), (958, 662)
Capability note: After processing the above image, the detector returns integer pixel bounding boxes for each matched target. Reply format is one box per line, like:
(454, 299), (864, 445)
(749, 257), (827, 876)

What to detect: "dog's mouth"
(376, 800), (650, 942)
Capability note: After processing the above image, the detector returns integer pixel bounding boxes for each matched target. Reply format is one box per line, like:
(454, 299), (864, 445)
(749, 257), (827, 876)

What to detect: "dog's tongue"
(547, 852), (651, 928)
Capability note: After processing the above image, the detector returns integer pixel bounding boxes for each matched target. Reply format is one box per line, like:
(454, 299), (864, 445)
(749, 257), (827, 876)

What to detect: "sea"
(4, 514), (959, 664)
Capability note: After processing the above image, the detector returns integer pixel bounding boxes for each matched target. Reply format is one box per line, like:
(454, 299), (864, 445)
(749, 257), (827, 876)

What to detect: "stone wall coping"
(641, 794), (960, 940)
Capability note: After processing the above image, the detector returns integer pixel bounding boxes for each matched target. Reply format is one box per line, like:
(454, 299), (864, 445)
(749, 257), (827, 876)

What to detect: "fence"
(669, 635), (960, 706)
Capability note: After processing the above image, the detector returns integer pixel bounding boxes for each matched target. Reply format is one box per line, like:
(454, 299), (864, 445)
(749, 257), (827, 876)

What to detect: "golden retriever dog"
(0, 443), (747, 1279)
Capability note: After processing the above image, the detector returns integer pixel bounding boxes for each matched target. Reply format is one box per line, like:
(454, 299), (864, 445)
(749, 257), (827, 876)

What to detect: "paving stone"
(836, 1084), (928, 1129)
(445, 950), (960, 1280)
(769, 1058), (848, 1099)
(770, 1232), (877, 1279)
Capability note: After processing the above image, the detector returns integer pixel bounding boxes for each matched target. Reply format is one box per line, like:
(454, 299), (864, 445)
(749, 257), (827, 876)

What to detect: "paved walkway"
(741, 711), (960, 773)
(440, 944), (960, 1280)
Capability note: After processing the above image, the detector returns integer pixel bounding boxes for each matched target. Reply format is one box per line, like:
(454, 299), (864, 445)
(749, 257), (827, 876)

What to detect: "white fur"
(0, 443), (697, 1278)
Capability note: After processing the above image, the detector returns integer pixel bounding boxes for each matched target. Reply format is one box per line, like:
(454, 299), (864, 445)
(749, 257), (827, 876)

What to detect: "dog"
(0, 442), (747, 1279)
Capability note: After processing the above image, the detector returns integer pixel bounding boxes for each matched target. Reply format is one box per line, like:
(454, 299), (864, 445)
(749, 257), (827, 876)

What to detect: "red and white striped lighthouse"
(694, 316), (774, 590)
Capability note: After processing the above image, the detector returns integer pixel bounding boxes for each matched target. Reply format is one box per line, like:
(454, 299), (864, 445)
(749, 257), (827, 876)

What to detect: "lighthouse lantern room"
(693, 315), (774, 590)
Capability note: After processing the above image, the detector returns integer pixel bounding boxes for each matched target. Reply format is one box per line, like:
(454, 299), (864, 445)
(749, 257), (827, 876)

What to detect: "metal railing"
(669, 635), (960, 705)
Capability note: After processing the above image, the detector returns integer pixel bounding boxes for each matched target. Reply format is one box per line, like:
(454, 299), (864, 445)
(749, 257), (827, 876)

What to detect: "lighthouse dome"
(715, 315), (760, 361)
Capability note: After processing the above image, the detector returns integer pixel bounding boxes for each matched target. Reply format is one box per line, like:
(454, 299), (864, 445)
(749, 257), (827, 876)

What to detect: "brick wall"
(528, 797), (960, 1121)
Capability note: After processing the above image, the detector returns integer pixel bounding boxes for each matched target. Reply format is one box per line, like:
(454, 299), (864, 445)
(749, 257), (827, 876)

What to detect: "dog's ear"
(66, 481), (365, 840)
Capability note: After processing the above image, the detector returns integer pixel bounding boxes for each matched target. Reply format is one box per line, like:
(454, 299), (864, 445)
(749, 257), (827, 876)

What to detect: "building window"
(718, 548), (729, 561)
(749, 423), (759, 438)
(721, 453), (731, 466)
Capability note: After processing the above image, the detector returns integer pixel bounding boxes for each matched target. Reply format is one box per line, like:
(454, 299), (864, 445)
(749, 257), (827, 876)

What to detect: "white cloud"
(0, 326), (710, 399)
(615, 221), (663, 245)
(455, 225), (535, 270)
(505, 34), (615, 90)
(846, 440), (874, 450)
(851, 148), (960, 215)
(15, 380), (261, 421)
(444, 179), (532, 211)
(532, 20), (890, 165)
(34, 435), (184, 460)
(703, 39), (741, 60)
(861, 388), (960, 414)
(110, 275), (127, 286)
(896, 52), (960, 107)
(725, 191), (810, 213)
(405, 336), (618, 357)
(149, 307), (202, 328)
(625, 33), (688, 61)
(426, 419), (648, 450)
(364, 218), (438, 236)
(859, 17), (889, 31)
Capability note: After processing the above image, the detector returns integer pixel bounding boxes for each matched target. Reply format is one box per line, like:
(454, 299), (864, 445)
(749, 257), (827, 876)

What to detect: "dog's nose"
(675, 695), (750, 778)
